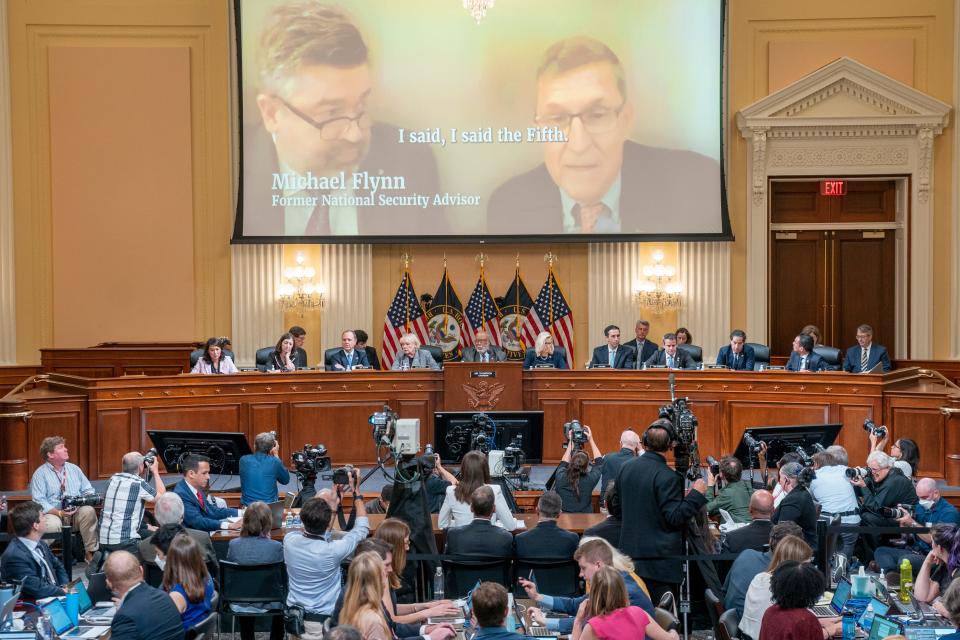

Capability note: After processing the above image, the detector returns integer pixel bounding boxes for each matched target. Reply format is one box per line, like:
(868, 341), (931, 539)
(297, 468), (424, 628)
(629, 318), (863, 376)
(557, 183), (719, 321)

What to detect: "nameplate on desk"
(470, 371), (496, 378)
(532, 364), (555, 369)
(706, 364), (728, 370)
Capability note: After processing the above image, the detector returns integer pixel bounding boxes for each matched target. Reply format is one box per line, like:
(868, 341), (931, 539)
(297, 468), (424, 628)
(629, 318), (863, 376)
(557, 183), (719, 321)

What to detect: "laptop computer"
(85, 573), (113, 605)
(39, 598), (110, 638)
(0, 586), (21, 631)
(267, 501), (286, 529)
(812, 578), (852, 617)
(867, 615), (903, 640)
(73, 581), (115, 621)
(514, 601), (559, 637)
(857, 597), (890, 634)
(904, 628), (960, 639)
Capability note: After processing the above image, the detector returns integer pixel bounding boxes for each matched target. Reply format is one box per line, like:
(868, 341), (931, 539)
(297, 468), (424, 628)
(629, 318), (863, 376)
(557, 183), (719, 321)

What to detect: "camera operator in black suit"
(616, 418), (707, 603)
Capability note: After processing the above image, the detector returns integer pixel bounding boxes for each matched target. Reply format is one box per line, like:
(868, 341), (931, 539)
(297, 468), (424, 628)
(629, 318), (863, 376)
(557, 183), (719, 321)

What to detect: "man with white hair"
(873, 477), (960, 579)
(139, 492), (218, 572)
(809, 446), (860, 559)
(851, 450), (918, 557)
(599, 429), (641, 507)
(98, 451), (166, 556)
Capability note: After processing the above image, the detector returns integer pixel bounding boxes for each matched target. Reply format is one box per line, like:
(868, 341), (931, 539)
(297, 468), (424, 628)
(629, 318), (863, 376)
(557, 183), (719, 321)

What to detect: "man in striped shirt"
(99, 452), (166, 555)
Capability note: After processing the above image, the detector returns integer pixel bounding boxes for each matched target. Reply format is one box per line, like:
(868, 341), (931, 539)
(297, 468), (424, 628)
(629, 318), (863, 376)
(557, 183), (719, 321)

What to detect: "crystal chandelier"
(634, 250), (682, 315)
(278, 253), (325, 316)
(463, 0), (494, 23)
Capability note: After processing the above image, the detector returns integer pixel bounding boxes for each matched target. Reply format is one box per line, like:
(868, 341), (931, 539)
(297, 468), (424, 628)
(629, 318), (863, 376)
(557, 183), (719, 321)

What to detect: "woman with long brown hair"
(153, 525), (214, 631)
(438, 450), (517, 529)
(555, 424), (603, 513)
(226, 502), (284, 640)
(572, 566), (678, 640)
(340, 551), (393, 640)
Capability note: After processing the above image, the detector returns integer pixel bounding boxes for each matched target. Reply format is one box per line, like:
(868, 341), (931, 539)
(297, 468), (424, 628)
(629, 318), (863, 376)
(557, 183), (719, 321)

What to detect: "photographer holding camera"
(555, 422), (604, 513)
(29, 436), (100, 562)
(99, 450), (166, 557)
(850, 450), (918, 558)
(239, 431), (291, 505)
(808, 446), (860, 560)
(705, 455), (754, 524)
(867, 421), (920, 479)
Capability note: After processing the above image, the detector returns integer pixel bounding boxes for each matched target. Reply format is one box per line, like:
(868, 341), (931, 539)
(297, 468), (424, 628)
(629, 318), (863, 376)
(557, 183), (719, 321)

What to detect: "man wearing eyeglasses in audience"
(245, 1), (443, 237)
(487, 36), (718, 235)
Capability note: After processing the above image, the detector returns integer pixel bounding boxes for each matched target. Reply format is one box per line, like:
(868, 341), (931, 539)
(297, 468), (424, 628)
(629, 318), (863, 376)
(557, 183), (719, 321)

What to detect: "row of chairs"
(440, 556), (580, 599)
(706, 588), (741, 640)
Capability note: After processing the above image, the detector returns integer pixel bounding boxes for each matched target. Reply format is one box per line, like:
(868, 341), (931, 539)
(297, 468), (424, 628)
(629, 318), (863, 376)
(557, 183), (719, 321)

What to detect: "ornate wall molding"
(0, 0), (15, 364)
(768, 146), (909, 167)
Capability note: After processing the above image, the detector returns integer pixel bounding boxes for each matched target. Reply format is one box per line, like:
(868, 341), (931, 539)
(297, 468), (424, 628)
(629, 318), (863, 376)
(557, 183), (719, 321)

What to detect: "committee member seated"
(716, 329), (755, 371)
(438, 451), (516, 530)
(705, 455), (754, 524)
(29, 435), (100, 562)
(289, 325), (308, 368)
(391, 333), (440, 370)
(190, 337), (238, 374)
(444, 486), (514, 560)
(105, 550), (185, 640)
(643, 333), (695, 370)
(589, 325), (635, 369)
(720, 490), (775, 554)
(461, 329), (507, 363)
(267, 332), (297, 371)
(327, 329), (371, 371)
(572, 566), (678, 640)
(515, 491), (579, 560)
(99, 451), (166, 556)
(140, 492), (219, 577)
(843, 323), (892, 373)
(785, 334), (826, 372)
(555, 425), (604, 514)
(239, 431), (290, 505)
(173, 454), (240, 532)
(469, 583), (526, 640)
(523, 331), (567, 369)
(522, 537), (654, 635)
(285, 477), (369, 628)
(355, 329), (381, 370)
(623, 319), (657, 367)
(0, 501), (69, 600)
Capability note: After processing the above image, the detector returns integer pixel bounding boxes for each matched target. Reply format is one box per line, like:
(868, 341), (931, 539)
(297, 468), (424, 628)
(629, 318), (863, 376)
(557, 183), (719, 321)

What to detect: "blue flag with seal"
(498, 267), (534, 360)
(426, 268), (466, 361)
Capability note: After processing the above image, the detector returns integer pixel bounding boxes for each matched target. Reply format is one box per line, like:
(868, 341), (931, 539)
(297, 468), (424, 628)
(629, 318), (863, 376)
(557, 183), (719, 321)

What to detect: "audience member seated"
(723, 521), (803, 617)
(523, 537), (654, 635)
(870, 430), (920, 479)
(716, 329), (755, 370)
(226, 502), (285, 640)
(720, 490), (774, 554)
(239, 431), (290, 506)
(438, 451), (516, 530)
(374, 518), (417, 605)
(523, 331), (568, 369)
(571, 566), (678, 640)
(758, 561), (832, 640)
(328, 627), (363, 640)
(740, 535), (818, 640)
(555, 426), (603, 513)
(842, 324), (892, 373)
(99, 450), (165, 558)
(852, 450), (918, 558)
(340, 551), (396, 640)
(391, 333), (441, 370)
(444, 486), (514, 560)
(190, 336), (238, 374)
(285, 476), (369, 632)
(104, 550), (185, 640)
(30, 435), (100, 562)
(584, 483), (623, 550)
(140, 492), (219, 576)
(453, 582), (520, 640)
(785, 334), (827, 372)
(462, 329), (507, 363)
(913, 524), (960, 618)
(0, 501), (69, 600)
(288, 325), (309, 368)
(355, 329), (381, 370)
(706, 455), (753, 523)
(173, 454), (240, 532)
(588, 325), (635, 369)
(771, 462), (818, 550)
(874, 478), (960, 579)
(366, 485), (393, 515)
(327, 330), (371, 371)
(598, 430), (641, 505)
(809, 446), (860, 560)
(643, 332), (694, 369)
(515, 491), (579, 559)
(939, 579), (960, 640)
(151, 526), (215, 631)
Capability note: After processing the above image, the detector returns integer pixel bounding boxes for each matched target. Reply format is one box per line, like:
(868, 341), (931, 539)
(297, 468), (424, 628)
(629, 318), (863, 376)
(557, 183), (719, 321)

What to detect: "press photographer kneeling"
(849, 450), (918, 559)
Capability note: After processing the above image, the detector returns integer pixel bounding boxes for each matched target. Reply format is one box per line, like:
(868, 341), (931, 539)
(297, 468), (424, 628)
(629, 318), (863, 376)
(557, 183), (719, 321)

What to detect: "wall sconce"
(633, 250), (682, 315)
(279, 253), (325, 316)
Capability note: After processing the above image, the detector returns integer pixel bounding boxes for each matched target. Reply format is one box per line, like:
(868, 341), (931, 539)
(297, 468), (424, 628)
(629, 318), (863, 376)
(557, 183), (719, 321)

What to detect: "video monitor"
(732, 423), (842, 468)
(146, 430), (253, 475)
(434, 411), (544, 464)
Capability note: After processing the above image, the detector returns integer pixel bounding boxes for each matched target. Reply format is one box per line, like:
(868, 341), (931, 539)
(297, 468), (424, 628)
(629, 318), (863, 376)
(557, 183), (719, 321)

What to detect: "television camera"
(291, 444), (332, 482)
(503, 435), (526, 474)
(660, 373), (701, 482)
(444, 412), (496, 456)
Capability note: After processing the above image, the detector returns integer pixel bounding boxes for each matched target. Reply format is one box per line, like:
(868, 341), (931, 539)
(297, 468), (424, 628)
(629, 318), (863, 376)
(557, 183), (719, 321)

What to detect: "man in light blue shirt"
(809, 446), (861, 560)
(239, 431), (291, 505)
(284, 469), (368, 638)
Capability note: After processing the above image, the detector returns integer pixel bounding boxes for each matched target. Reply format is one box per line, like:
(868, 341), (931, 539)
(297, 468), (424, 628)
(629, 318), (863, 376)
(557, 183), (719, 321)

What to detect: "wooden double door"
(769, 179), (898, 358)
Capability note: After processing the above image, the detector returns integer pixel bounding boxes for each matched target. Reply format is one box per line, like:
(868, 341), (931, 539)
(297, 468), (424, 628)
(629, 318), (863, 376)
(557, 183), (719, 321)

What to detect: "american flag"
(382, 271), (430, 368)
(464, 272), (502, 347)
(520, 270), (574, 368)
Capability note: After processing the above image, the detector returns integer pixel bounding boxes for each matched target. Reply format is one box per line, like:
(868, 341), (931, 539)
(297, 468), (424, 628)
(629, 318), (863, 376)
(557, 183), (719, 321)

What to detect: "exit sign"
(820, 180), (847, 196)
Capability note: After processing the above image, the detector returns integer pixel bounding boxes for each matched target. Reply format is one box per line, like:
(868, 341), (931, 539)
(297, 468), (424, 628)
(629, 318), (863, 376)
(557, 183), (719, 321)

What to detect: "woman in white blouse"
(739, 535), (818, 640)
(438, 450), (517, 530)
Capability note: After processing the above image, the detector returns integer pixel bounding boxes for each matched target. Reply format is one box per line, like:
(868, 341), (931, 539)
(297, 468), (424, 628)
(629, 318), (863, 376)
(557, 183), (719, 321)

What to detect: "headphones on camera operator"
(641, 417), (680, 451)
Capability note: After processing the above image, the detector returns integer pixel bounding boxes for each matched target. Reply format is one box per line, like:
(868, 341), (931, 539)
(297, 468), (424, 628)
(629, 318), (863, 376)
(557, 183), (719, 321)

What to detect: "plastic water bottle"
(841, 605), (856, 640)
(36, 608), (54, 640)
(505, 593), (516, 632)
(433, 566), (444, 600)
(899, 557), (914, 603)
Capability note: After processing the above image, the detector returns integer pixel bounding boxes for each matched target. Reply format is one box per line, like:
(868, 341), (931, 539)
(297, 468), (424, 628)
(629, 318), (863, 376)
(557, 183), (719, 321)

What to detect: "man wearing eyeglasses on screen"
(245, 1), (443, 237)
(487, 36), (719, 235)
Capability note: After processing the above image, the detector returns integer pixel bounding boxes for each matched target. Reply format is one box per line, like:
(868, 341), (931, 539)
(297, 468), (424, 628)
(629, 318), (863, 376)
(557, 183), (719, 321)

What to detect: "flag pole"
(545, 251), (557, 337)
(402, 252), (412, 333)
(514, 255), (522, 348)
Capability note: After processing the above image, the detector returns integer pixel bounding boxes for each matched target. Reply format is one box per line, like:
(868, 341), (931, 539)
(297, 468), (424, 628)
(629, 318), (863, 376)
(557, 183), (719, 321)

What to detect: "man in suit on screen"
(842, 324), (892, 373)
(243, 1), (443, 238)
(486, 36), (719, 236)
(716, 329), (755, 371)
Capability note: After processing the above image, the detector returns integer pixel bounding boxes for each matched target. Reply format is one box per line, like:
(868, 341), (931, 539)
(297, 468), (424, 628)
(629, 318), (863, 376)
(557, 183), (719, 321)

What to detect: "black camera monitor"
(434, 411), (544, 464)
(733, 423), (842, 468)
(146, 430), (253, 475)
